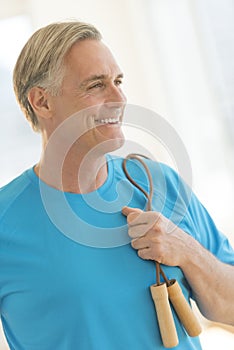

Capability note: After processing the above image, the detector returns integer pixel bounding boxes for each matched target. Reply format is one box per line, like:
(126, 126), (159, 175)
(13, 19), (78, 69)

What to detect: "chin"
(93, 124), (125, 152)
(98, 135), (125, 154)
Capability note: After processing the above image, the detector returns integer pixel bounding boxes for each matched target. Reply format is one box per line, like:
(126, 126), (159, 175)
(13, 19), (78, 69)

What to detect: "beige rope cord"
(122, 153), (168, 286)
(122, 153), (202, 348)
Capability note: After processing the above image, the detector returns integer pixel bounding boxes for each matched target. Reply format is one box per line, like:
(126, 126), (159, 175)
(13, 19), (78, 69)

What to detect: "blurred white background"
(0, 0), (234, 349)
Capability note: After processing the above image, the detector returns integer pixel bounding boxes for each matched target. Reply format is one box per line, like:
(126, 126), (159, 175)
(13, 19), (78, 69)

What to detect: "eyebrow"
(79, 73), (124, 88)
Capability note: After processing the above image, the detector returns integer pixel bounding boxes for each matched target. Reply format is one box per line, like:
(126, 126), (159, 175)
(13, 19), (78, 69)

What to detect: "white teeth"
(97, 117), (119, 124)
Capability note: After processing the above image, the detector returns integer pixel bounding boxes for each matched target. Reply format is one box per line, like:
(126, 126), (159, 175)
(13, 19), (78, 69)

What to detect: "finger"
(121, 206), (142, 217)
(131, 237), (148, 250)
(128, 223), (152, 238)
(122, 206), (144, 225)
(127, 212), (145, 224)
(128, 211), (159, 228)
(127, 212), (160, 238)
(128, 226), (144, 239)
(137, 247), (152, 260)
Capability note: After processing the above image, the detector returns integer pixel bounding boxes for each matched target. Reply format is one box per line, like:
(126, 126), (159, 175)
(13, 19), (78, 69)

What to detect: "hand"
(122, 206), (190, 267)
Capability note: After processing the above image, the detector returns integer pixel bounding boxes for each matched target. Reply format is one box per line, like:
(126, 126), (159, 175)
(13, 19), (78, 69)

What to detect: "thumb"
(122, 207), (143, 222)
(122, 206), (142, 216)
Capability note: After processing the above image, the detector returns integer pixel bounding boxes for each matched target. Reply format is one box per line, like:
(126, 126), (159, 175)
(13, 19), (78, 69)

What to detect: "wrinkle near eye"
(87, 81), (105, 90)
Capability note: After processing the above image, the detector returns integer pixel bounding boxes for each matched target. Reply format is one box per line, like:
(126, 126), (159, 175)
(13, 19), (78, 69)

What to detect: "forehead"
(64, 39), (121, 78)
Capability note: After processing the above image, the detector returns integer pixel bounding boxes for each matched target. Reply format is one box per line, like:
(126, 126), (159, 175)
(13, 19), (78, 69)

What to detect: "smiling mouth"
(93, 105), (124, 126)
(95, 117), (120, 125)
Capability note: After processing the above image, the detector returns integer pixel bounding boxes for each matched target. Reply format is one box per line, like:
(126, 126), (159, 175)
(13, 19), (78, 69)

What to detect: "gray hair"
(13, 21), (102, 132)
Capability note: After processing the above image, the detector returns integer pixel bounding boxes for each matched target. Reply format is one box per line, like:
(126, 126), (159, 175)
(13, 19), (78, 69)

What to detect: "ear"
(27, 87), (52, 119)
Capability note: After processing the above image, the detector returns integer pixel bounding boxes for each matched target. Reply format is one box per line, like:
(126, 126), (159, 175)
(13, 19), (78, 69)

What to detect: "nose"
(106, 83), (127, 104)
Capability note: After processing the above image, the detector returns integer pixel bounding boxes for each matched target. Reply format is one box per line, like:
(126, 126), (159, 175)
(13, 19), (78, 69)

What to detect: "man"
(0, 21), (233, 350)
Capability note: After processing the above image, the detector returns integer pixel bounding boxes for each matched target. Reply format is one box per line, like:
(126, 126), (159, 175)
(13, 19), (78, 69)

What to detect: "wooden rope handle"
(150, 283), (179, 348)
(167, 280), (202, 337)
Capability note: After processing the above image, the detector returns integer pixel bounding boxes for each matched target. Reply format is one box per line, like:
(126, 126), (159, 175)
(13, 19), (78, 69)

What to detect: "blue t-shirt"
(0, 155), (233, 350)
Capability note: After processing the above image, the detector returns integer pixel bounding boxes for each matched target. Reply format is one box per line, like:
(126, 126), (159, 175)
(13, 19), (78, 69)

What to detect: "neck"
(34, 147), (108, 194)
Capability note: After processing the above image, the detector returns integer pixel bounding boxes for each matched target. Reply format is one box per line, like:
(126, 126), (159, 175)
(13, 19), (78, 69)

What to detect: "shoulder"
(0, 169), (34, 222)
(109, 153), (172, 178)
(110, 152), (189, 197)
(109, 153), (187, 192)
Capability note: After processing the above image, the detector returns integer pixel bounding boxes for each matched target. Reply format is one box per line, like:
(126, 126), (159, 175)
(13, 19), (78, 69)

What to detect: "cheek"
(81, 94), (105, 109)
(51, 97), (73, 120)
(52, 93), (84, 116)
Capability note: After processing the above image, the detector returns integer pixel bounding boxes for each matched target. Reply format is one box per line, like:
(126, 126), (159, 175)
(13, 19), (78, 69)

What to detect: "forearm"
(180, 233), (234, 325)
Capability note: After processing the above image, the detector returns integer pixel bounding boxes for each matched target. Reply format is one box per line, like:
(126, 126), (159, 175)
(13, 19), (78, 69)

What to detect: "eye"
(88, 82), (104, 90)
(115, 79), (123, 86)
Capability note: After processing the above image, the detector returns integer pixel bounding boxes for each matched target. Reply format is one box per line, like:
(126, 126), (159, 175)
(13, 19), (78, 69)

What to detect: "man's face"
(46, 39), (127, 152)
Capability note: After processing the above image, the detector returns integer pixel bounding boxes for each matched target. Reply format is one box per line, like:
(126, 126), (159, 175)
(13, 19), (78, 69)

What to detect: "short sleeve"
(154, 162), (234, 266)
(187, 192), (234, 265)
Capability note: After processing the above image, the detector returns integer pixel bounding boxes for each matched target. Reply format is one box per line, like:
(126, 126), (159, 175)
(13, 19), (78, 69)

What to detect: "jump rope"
(122, 153), (202, 348)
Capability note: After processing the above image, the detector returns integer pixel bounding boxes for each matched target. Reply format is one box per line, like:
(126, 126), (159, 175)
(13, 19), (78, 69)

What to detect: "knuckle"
(151, 233), (163, 243)
(131, 239), (137, 248)
(155, 249), (164, 263)
(127, 212), (139, 224)
(156, 256), (163, 264)
(153, 221), (162, 232)
(138, 249), (145, 259)
(128, 228), (137, 238)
